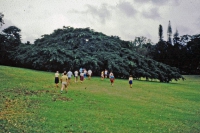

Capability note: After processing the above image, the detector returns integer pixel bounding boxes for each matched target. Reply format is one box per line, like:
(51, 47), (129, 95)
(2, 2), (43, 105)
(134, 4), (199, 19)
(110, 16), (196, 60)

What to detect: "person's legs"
(131, 81), (133, 88)
(65, 84), (68, 92)
(61, 83), (64, 93)
(80, 76), (83, 83)
(68, 78), (71, 85)
(88, 75), (91, 80)
(110, 79), (114, 86)
(112, 81), (114, 86)
(55, 77), (59, 88)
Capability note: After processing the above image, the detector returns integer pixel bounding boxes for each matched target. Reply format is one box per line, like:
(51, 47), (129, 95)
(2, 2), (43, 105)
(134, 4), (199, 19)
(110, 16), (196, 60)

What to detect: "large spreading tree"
(11, 26), (184, 82)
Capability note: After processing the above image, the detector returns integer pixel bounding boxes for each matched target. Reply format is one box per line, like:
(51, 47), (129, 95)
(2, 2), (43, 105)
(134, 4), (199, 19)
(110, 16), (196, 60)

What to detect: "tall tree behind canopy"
(133, 36), (154, 58)
(167, 21), (172, 44)
(173, 29), (179, 44)
(159, 24), (163, 42)
(152, 21), (200, 74)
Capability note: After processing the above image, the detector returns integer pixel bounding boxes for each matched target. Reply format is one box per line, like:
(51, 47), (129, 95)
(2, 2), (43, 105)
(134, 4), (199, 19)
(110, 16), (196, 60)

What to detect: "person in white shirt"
(67, 70), (73, 84)
(104, 69), (108, 78)
(74, 70), (78, 83)
(87, 69), (92, 80)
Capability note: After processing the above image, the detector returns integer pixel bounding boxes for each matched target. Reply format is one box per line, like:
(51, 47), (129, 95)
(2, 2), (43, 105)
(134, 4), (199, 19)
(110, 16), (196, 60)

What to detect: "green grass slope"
(0, 65), (200, 133)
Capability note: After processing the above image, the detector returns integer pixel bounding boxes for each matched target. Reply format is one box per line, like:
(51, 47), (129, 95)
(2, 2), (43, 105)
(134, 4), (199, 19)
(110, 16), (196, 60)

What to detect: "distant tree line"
(135, 21), (200, 75)
(1, 13), (197, 82)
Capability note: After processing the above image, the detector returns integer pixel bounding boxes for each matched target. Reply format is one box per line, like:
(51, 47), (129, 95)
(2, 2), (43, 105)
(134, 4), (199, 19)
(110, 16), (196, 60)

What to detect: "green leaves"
(2, 26), (184, 82)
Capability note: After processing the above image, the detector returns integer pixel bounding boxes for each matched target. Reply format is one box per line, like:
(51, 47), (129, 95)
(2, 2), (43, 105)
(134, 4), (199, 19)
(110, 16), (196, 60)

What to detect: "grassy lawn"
(0, 65), (200, 133)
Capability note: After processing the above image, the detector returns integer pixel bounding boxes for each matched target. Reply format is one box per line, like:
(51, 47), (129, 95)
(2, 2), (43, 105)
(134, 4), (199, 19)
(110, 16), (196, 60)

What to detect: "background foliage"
(0, 26), (185, 82)
(1, 13), (199, 82)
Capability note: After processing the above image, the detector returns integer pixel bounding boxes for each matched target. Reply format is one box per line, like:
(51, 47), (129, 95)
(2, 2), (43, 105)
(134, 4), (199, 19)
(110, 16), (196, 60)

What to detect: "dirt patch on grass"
(52, 94), (73, 102)
(2, 88), (54, 96)
(55, 96), (73, 101)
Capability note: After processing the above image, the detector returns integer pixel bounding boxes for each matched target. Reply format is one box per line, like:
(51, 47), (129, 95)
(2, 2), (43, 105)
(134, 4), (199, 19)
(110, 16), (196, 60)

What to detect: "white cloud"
(142, 7), (161, 19)
(134, 0), (181, 6)
(71, 3), (112, 24)
(117, 1), (137, 17)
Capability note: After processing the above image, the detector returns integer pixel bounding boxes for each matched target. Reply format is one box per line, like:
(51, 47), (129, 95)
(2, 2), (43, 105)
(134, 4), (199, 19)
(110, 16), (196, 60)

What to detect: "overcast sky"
(1, 0), (200, 44)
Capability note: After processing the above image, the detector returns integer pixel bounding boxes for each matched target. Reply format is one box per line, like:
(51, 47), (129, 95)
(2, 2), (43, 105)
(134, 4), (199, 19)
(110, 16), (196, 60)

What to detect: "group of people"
(100, 69), (133, 88)
(101, 69), (115, 86)
(54, 68), (134, 94)
(78, 68), (93, 81)
(54, 68), (93, 94)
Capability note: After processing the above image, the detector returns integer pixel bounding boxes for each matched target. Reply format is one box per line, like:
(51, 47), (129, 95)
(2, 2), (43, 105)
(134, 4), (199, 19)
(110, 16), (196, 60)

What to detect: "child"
(109, 73), (115, 86)
(129, 75), (133, 88)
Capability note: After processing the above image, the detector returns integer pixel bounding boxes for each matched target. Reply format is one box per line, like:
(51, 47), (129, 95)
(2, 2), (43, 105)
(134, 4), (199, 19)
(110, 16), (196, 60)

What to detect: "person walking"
(67, 70), (73, 85)
(80, 70), (84, 83)
(60, 72), (68, 94)
(109, 71), (113, 77)
(87, 69), (92, 80)
(104, 69), (108, 78)
(84, 69), (87, 79)
(109, 73), (115, 86)
(129, 75), (133, 88)
(54, 71), (60, 88)
(101, 71), (104, 80)
(74, 70), (79, 83)
(79, 67), (83, 74)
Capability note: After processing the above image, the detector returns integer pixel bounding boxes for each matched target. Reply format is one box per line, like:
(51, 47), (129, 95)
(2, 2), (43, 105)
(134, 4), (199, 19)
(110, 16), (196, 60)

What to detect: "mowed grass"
(0, 65), (200, 133)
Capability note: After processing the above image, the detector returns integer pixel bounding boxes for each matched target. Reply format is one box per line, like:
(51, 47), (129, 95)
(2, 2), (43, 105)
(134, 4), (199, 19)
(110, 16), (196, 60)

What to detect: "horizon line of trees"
(0, 25), (184, 82)
(135, 21), (200, 75)
(0, 13), (199, 82)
